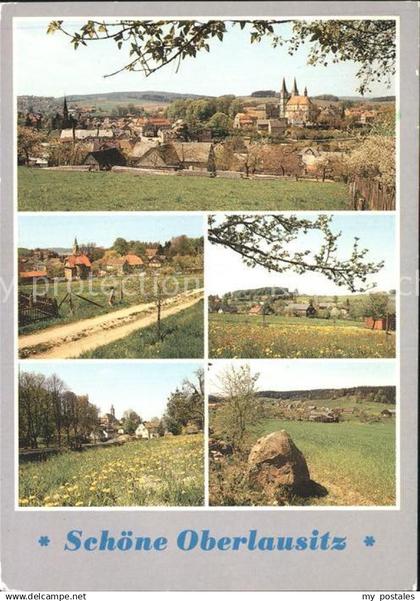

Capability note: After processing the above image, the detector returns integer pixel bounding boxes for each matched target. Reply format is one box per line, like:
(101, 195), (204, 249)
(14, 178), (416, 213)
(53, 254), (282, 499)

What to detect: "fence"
(19, 292), (59, 326)
(349, 176), (395, 210)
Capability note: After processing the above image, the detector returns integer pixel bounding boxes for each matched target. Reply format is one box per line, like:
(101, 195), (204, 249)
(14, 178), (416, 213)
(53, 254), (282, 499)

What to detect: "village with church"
(18, 231), (203, 285)
(18, 73), (389, 179)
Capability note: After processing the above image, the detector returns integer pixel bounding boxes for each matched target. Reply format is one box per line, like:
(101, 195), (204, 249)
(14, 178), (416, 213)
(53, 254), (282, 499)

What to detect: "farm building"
(364, 315), (396, 331)
(60, 128), (114, 142)
(135, 144), (182, 170)
(135, 142), (216, 172)
(381, 409), (396, 417)
(256, 118), (287, 136)
(103, 254), (144, 275)
(19, 269), (48, 283)
(173, 142), (216, 171)
(148, 256), (165, 268)
(28, 156), (48, 168)
(130, 138), (161, 160)
(64, 238), (92, 281)
(141, 118), (172, 137)
(135, 422), (160, 440)
(218, 304), (238, 314)
(308, 411), (338, 423)
(83, 148), (127, 171)
(285, 302), (317, 317)
(119, 254), (144, 273)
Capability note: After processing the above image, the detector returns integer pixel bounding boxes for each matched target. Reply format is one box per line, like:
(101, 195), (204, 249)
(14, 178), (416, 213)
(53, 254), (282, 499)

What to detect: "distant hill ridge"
(17, 91), (395, 105)
(209, 385), (396, 404)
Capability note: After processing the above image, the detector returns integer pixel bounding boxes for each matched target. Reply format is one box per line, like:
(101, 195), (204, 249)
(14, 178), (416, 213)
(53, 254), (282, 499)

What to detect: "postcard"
(0, 1), (418, 594)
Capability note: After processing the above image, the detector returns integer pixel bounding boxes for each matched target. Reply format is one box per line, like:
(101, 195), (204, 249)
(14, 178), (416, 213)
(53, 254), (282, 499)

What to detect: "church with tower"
(63, 237), (92, 281)
(279, 77), (319, 125)
(233, 76), (320, 132)
(51, 96), (77, 130)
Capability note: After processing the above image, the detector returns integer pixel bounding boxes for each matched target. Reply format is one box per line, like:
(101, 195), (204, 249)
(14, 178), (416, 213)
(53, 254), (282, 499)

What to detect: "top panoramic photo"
(16, 18), (396, 212)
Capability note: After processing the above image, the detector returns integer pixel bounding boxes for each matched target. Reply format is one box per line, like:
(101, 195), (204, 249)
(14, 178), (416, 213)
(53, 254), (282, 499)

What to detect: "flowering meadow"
(19, 434), (204, 507)
(209, 315), (395, 358)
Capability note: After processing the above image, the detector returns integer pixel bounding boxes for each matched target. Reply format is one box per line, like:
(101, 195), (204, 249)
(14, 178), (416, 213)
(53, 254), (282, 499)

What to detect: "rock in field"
(248, 430), (310, 494)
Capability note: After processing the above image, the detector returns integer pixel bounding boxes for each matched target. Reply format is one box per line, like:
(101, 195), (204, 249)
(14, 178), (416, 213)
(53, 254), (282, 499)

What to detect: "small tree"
(112, 237), (129, 255)
(17, 126), (43, 166)
(363, 292), (391, 329)
(163, 368), (204, 434)
(121, 410), (141, 434)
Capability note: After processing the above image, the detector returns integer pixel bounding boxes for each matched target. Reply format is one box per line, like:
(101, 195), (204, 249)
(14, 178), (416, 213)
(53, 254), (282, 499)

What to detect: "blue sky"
(19, 214), (204, 248)
(209, 360), (396, 393)
(207, 214), (396, 295)
(14, 19), (395, 97)
(19, 361), (202, 419)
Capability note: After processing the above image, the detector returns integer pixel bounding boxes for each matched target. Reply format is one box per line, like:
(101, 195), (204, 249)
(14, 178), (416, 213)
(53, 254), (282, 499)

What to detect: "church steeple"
(292, 77), (299, 96)
(281, 77), (288, 95)
(110, 405), (115, 418)
(279, 77), (290, 119)
(63, 96), (69, 120)
(72, 237), (79, 255)
(304, 86), (308, 97)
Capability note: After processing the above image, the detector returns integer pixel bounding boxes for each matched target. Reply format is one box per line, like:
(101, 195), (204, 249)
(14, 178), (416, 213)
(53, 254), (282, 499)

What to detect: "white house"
(135, 423), (149, 439)
(135, 422), (160, 440)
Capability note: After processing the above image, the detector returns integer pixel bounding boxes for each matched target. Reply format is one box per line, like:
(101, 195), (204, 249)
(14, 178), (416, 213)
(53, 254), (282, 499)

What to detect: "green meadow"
(209, 417), (396, 507)
(18, 166), (350, 211)
(80, 300), (204, 359)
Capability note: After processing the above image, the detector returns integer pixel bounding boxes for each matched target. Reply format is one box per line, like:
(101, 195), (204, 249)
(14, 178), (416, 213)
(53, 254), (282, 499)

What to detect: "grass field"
(18, 167), (350, 211)
(19, 273), (203, 334)
(19, 434), (204, 507)
(81, 300), (204, 358)
(209, 314), (396, 358)
(209, 418), (395, 506)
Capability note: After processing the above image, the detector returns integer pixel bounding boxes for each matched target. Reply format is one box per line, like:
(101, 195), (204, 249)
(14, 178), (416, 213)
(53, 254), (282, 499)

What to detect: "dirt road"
(19, 288), (203, 359)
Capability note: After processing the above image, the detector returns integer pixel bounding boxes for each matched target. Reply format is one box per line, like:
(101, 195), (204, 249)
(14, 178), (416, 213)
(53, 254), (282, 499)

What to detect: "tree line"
(19, 371), (99, 449)
(19, 368), (204, 449)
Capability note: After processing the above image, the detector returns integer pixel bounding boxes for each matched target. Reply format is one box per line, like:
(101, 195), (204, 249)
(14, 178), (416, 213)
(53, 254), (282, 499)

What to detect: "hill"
(17, 91), (213, 114)
(225, 287), (292, 299)
(209, 385), (396, 405)
(17, 91), (395, 115)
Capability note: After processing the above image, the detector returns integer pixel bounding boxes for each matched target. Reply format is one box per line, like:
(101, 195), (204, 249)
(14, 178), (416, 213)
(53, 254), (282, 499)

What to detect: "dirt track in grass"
(19, 288), (203, 359)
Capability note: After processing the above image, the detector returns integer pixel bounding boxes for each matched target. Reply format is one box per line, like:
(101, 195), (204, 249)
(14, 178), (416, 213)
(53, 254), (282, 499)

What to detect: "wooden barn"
(364, 315), (396, 331)
(83, 147), (127, 171)
(135, 144), (182, 170)
(285, 302), (317, 317)
(172, 142), (216, 171)
(135, 142), (216, 172)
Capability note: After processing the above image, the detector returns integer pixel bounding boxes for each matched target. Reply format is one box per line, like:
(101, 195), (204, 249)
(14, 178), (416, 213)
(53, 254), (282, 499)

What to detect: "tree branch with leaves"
(47, 19), (396, 94)
(208, 214), (384, 293)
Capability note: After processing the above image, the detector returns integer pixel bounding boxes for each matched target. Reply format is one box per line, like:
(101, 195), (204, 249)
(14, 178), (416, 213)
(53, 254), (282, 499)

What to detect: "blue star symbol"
(38, 536), (50, 547)
(363, 536), (375, 547)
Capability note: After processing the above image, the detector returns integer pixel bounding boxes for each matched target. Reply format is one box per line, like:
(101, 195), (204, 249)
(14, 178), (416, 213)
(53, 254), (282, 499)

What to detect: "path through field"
(19, 288), (203, 359)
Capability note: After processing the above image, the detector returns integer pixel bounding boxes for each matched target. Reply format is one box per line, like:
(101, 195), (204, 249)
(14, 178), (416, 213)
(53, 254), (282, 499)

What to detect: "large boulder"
(248, 430), (310, 494)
